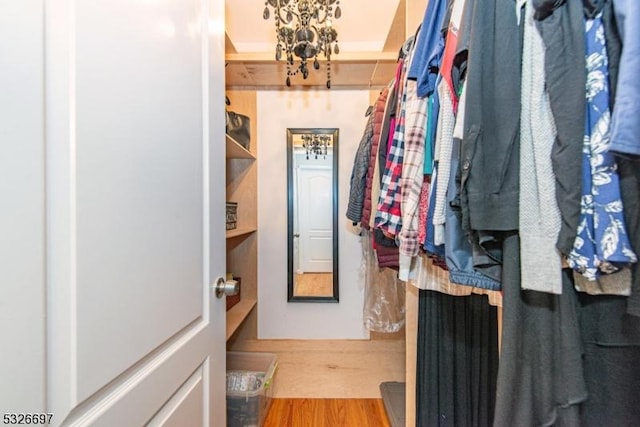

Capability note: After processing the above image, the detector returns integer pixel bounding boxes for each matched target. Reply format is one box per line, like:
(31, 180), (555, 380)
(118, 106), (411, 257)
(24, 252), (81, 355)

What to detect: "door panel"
(71, 330), (209, 427)
(75, 0), (205, 396)
(0, 0), (47, 413)
(44, 0), (226, 425)
(146, 364), (205, 427)
(298, 167), (333, 272)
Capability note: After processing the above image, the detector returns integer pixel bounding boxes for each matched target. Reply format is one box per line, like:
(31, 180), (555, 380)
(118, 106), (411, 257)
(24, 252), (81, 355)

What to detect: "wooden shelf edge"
(225, 51), (398, 63)
(226, 226), (257, 239)
(226, 134), (255, 159)
(226, 298), (257, 341)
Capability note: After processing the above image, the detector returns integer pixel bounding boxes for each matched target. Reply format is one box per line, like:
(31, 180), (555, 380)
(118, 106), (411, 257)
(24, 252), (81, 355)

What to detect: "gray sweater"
(519, 0), (563, 294)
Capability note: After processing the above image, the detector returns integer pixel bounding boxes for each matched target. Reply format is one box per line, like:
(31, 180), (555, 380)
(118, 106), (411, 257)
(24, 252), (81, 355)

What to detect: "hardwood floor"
(263, 398), (391, 427)
(227, 339), (406, 398)
(293, 272), (333, 297)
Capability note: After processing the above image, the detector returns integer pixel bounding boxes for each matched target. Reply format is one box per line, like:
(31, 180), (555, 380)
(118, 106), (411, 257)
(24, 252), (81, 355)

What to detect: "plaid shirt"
(398, 79), (428, 257)
(375, 64), (409, 236)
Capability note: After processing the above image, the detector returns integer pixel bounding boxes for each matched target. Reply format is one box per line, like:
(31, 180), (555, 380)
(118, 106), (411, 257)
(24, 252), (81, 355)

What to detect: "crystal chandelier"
(263, 0), (341, 88)
(301, 134), (331, 159)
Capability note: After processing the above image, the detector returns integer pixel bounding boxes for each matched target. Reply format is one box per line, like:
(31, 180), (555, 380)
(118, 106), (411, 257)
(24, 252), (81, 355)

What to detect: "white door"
(42, 0), (226, 425)
(297, 166), (333, 273)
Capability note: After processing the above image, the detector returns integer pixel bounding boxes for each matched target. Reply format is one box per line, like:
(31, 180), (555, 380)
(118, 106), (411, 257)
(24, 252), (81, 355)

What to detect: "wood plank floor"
(293, 272), (333, 297)
(227, 340), (406, 398)
(263, 398), (391, 427)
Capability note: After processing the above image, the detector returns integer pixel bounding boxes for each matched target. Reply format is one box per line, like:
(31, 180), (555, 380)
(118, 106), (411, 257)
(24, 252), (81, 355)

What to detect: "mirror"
(287, 128), (339, 302)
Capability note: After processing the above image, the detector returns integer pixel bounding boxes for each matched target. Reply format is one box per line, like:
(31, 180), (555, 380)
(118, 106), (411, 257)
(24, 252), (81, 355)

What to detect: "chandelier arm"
(270, 0), (302, 25)
(274, 8), (301, 25)
(314, 8), (331, 25)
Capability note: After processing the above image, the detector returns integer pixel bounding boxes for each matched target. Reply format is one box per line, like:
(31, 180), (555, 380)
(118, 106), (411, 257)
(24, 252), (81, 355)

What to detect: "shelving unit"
(226, 226), (258, 239)
(226, 298), (258, 340)
(226, 134), (255, 160)
(225, 90), (258, 343)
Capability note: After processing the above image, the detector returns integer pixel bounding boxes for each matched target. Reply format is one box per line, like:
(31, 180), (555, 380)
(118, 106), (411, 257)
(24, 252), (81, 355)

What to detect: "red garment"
(360, 86), (390, 229)
(418, 175), (431, 246)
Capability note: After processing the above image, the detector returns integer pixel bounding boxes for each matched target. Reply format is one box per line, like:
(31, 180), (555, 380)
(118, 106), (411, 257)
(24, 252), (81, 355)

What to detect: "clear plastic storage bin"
(226, 352), (277, 427)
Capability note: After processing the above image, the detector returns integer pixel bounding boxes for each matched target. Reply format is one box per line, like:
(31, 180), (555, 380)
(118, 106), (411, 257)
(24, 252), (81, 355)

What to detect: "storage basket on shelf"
(226, 352), (277, 427)
(226, 202), (238, 230)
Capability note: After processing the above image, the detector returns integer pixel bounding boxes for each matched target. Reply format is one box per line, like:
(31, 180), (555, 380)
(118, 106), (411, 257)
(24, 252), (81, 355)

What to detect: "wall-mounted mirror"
(287, 128), (339, 302)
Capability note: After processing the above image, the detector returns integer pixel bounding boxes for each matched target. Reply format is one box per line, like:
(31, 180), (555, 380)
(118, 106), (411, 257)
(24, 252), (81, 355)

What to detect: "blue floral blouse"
(567, 14), (637, 281)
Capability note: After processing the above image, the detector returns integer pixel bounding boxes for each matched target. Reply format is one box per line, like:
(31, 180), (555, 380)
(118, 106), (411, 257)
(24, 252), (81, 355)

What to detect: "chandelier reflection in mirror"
(263, 0), (341, 88)
(301, 134), (331, 159)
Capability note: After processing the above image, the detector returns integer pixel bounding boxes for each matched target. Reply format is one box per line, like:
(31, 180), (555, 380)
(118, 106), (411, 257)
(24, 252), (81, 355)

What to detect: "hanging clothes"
(609, 0), (640, 158)
(372, 55), (410, 270)
(346, 109), (375, 224)
(495, 235), (587, 427)
(619, 157), (640, 316)
(346, 87), (390, 224)
(342, 0), (639, 422)
(424, 158), (446, 259)
(572, 10), (640, 424)
(445, 98), (501, 291)
(408, 0), (449, 98)
(430, 0), (465, 249)
(519, 0), (563, 294)
(411, 252), (503, 306)
(599, 0), (622, 107)
(397, 24), (428, 280)
(533, 0), (587, 255)
(397, 79), (428, 281)
(459, 0), (521, 234)
(567, 13), (637, 283)
(418, 176), (430, 246)
(431, 80), (455, 247)
(361, 77), (396, 230)
(375, 54), (411, 237)
(416, 290), (499, 427)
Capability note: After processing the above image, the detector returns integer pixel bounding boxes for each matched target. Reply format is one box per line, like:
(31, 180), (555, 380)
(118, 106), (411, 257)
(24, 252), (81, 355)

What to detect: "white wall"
(0, 0), (46, 412)
(257, 89), (370, 339)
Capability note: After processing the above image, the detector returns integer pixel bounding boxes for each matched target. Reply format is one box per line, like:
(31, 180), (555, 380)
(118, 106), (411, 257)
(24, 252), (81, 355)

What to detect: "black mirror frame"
(286, 128), (339, 303)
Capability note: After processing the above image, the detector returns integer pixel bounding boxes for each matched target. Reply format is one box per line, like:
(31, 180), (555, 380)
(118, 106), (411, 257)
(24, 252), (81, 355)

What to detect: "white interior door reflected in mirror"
(287, 128), (339, 302)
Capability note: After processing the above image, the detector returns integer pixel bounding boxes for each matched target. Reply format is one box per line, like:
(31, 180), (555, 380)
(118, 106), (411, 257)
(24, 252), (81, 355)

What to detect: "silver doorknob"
(214, 277), (239, 299)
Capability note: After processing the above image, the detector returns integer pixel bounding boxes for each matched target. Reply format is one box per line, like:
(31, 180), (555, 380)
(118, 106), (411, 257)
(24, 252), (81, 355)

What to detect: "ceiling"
(224, 0), (406, 89)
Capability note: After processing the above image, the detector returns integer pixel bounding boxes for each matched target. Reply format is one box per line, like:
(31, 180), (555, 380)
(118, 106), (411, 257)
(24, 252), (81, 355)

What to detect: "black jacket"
(459, 0), (522, 233)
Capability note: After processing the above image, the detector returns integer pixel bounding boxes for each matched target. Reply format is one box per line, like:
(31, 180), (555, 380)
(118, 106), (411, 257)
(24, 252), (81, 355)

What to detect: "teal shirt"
(424, 95), (434, 175)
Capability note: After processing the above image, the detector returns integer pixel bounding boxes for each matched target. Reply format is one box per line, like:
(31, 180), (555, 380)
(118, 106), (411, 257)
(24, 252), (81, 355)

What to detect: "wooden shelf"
(225, 51), (398, 62)
(226, 226), (257, 239)
(226, 134), (255, 159)
(226, 298), (257, 341)
(225, 52), (398, 89)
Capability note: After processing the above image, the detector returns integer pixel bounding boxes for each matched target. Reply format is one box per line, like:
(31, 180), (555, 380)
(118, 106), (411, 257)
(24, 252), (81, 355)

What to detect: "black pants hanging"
(415, 290), (499, 427)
